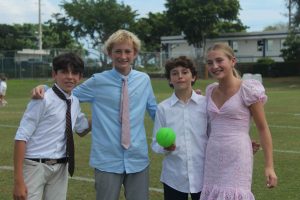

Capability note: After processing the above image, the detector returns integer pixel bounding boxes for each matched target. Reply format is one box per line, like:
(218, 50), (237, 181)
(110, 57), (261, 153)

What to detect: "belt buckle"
(45, 159), (57, 165)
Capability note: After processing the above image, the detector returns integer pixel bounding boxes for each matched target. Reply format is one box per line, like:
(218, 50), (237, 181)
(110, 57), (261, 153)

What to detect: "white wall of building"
(161, 31), (291, 63)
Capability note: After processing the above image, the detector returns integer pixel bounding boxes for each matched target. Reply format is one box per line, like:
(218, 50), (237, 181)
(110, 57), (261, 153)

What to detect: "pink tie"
(121, 78), (130, 149)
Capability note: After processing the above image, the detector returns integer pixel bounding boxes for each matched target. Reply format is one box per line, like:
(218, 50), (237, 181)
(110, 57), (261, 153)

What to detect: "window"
(232, 41), (238, 52)
(229, 41), (238, 52)
(280, 39), (286, 49)
(257, 40), (264, 51)
(266, 40), (274, 51)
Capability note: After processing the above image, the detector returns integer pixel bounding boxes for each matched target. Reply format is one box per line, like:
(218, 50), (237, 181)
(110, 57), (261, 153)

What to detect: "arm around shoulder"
(31, 85), (49, 99)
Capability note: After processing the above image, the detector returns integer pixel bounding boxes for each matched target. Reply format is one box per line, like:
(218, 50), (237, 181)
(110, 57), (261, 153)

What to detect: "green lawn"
(0, 77), (300, 200)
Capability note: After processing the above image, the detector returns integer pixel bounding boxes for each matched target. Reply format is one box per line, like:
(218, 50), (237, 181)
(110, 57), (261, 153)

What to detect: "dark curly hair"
(164, 56), (197, 88)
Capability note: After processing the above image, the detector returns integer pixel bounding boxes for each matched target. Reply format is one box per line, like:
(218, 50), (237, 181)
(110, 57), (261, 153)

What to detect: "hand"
(76, 119), (92, 137)
(252, 140), (260, 154)
(164, 144), (176, 151)
(265, 167), (278, 188)
(31, 85), (45, 99)
(194, 89), (202, 95)
(13, 181), (28, 200)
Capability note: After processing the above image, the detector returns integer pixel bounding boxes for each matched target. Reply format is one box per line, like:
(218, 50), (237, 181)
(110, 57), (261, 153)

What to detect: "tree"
(0, 24), (38, 56)
(0, 22), (81, 55)
(61, 0), (137, 48)
(133, 12), (180, 52)
(44, 14), (84, 54)
(286, 0), (300, 27)
(281, 30), (300, 61)
(130, 12), (180, 68)
(165, 0), (247, 76)
(165, 0), (246, 48)
(263, 23), (289, 31)
(282, 0), (300, 62)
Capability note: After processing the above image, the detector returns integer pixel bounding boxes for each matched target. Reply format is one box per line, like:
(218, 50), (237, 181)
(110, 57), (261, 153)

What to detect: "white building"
(161, 31), (294, 63)
(15, 49), (50, 63)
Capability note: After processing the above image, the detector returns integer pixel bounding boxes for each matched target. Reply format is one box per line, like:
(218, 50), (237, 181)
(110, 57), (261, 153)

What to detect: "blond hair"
(103, 29), (141, 55)
(206, 42), (240, 78)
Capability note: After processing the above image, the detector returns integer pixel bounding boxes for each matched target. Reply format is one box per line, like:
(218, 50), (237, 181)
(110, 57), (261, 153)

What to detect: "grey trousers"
(94, 166), (149, 200)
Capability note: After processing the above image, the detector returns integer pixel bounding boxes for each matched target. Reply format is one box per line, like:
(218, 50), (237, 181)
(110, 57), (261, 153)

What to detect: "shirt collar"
(54, 83), (72, 100)
(111, 67), (132, 80)
(170, 90), (200, 106)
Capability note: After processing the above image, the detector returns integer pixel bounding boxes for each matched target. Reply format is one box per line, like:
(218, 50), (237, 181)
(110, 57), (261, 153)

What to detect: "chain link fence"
(0, 49), (212, 79)
(0, 50), (177, 79)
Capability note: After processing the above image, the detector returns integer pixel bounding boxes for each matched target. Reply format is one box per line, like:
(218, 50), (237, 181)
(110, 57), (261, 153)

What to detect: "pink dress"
(200, 79), (267, 200)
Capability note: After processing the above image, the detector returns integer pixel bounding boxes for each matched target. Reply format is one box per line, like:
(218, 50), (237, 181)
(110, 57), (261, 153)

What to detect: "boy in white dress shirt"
(0, 73), (7, 106)
(13, 52), (91, 200)
(151, 56), (208, 200)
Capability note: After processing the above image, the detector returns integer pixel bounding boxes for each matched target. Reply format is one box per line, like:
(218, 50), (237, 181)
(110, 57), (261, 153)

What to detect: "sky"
(0, 0), (289, 32)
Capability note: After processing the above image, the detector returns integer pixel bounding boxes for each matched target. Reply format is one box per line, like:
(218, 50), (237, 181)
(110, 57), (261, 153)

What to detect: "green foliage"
(0, 23), (81, 55)
(289, 0), (300, 26)
(61, 0), (137, 47)
(132, 12), (180, 52)
(165, 0), (247, 48)
(0, 24), (37, 54)
(256, 57), (276, 65)
(44, 15), (82, 50)
(263, 23), (288, 31)
(281, 30), (300, 61)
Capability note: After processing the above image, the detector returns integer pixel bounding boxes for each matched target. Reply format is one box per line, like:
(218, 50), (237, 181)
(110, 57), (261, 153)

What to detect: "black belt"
(26, 158), (68, 165)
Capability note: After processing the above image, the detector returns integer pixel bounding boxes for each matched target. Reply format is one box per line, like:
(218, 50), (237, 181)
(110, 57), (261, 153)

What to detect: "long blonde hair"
(206, 42), (241, 79)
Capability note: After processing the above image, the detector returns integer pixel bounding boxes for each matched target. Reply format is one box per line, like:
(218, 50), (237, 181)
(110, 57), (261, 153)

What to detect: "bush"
(256, 57), (275, 65)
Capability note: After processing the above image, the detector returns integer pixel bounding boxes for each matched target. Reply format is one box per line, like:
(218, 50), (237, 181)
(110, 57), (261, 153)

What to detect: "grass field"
(0, 77), (300, 200)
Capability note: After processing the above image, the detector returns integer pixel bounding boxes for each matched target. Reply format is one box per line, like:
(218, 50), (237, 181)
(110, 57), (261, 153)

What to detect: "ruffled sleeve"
(241, 79), (267, 106)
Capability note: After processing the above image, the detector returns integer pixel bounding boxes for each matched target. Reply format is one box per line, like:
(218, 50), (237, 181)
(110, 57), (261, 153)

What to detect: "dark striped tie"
(52, 85), (75, 177)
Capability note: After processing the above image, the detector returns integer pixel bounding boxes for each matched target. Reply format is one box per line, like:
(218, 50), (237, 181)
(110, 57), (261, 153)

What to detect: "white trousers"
(24, 159), (68, 200)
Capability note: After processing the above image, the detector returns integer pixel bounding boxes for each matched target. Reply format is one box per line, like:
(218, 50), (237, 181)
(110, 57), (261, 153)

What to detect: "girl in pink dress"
(200, 43), (277, 200)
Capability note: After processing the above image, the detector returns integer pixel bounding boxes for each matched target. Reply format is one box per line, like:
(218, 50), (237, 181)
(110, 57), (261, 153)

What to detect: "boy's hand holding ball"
(156, 127), (176, 151)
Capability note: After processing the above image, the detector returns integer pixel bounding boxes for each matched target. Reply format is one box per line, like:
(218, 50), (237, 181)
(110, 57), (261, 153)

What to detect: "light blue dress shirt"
(73, 68), (157, 173)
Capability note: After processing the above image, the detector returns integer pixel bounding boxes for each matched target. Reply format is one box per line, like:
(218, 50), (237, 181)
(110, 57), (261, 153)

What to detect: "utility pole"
(38, 0), (42, 50)
(288, 0), (292, 30)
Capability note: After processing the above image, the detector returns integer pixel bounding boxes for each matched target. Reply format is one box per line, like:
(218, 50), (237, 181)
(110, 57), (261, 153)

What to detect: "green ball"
(156, 127), (176, 148)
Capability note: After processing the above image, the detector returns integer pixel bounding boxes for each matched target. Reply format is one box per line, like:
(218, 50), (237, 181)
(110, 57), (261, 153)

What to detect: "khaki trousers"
(23, 159), (68, 200)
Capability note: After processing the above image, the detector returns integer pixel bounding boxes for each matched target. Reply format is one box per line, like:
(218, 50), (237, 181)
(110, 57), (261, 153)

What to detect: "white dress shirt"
(0, 80), (7, 95)
(152, 91), (208, 193)
(15, 84), (89, 159)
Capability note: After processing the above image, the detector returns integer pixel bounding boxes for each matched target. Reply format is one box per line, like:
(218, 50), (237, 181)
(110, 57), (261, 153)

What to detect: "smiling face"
(169, 66), (196, 92)
(52, 67), (82, 95)
(206, 49), (237, 80)
(108, 42), (137, 76)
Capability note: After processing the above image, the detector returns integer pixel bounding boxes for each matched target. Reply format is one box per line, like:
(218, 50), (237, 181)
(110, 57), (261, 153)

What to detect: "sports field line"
(0, 165), (163, 193)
